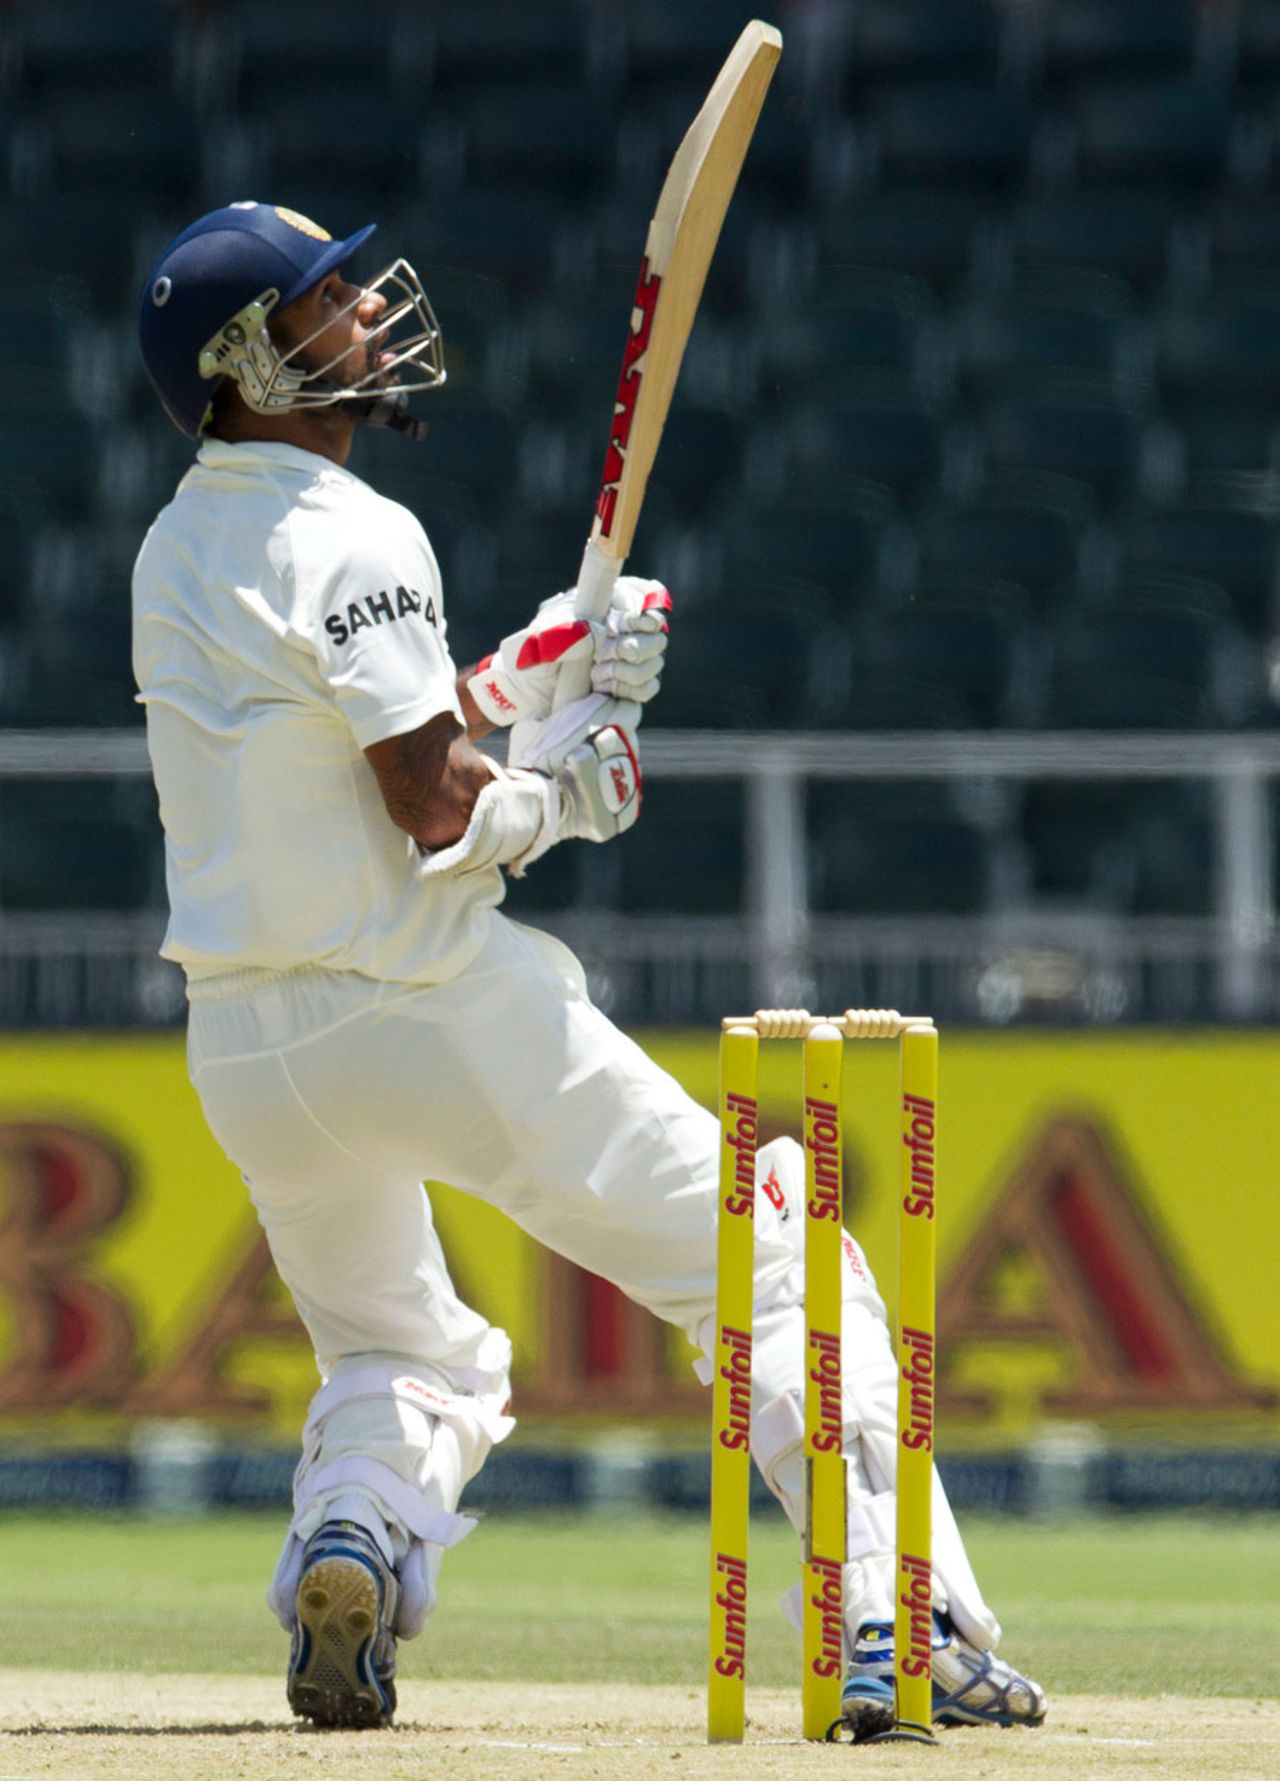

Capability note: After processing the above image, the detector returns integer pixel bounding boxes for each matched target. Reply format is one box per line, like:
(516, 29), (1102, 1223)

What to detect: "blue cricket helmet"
(138, 201), (376, 438)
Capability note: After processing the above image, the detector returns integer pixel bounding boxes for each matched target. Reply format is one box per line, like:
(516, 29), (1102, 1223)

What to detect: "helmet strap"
(349, 389), (431, 443)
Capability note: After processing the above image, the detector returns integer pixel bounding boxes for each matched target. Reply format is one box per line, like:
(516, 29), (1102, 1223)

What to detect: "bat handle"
(551, 538), (624, 710)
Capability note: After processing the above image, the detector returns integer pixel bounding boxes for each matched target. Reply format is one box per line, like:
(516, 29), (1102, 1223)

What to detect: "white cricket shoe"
(840, 1611), (1047, 1735)
(286, 1520), (399, 1729)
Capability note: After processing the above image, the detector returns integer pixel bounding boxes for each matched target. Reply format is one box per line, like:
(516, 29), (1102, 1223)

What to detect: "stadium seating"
(395, 190), (565, 298)
(630, 402), (745, 520)
(840, 0), (1008, 92)
(622, 0), (768, 88)
(30, 90), (205, 203)
(1127, 802), (1215, 914)
(450, 80), (616, 201)
(1068, 79), (1234, 191)
(977, 387), (1150, 505)
(809, 794), (991, 915)
(498, 839), (586, 916)
(521, 289), (647, 415)
(0, 781), (157, 909)
(2, 603), (137, 728)
(783, 393), (949, 509)
(0, 415), (102, 525)
(915, 472), (1097, 612)
(9, 0), (182, 95)
(717, 472), (905, 607)
(864, 81), (1036, 191)
(1158, 275), (1280, 403)
(612, 779), (746, 913)
(758, 269), (945, 397)
(1041, 606), (1251, 730)
(1, 192), (144, 313)
(1036, 0), (1203, 87)
(427, 1), (587, 87)
(259, 88), (428, 201)
(586, 192), (774, 316)
(1018, 779), (1208, 908)
(633, 75), (815, 214)
(0, 517), (33, 630)
(1204, 196), (1280, 272)
(1174, 405), (1280, 476)
(415, 266), (510, 405)
(811, 191), (995, 294)
(955, 269), (1139, 398)
(1121, 476), (1280, 636)
(842, 597), (1025, 729)
(1236, 0), (1280, 93)
(1008, 189), (1189, 291)
(652, 603), (829, 730)
(9, 0), (1280, 967)
(220, 0), (413, 104)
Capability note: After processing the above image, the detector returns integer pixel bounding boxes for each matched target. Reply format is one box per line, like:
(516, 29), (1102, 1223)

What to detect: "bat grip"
(551, 539), (623, 710)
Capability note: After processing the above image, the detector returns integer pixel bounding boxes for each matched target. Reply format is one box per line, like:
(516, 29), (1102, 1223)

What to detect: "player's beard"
(287, 328), (388, 401)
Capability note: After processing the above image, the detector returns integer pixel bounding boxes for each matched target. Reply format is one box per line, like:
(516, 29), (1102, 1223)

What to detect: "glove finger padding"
(608, 577), (673, 630)
(590, 578), (671, 706)
(590, 626), (666, 703)
(598, 628), (667, 663)
(509, 695), (642, 845)
(556, 721), (641, 842)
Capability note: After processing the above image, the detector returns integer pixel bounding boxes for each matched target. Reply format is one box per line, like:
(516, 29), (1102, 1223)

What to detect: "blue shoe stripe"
(841, 1677), (894, 1706)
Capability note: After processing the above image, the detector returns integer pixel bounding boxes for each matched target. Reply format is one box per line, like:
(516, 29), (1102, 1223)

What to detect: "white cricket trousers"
(186, 912), (999, 1650)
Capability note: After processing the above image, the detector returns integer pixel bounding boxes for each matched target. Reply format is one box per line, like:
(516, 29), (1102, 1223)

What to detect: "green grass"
(0, 1510), (1275, 1698)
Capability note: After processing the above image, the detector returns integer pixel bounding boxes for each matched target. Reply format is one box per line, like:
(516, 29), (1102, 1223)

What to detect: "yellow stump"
(893, 1024), (939, 1743)
(707, 1023), (758, 1743)
(801, 1024), (846, 1740)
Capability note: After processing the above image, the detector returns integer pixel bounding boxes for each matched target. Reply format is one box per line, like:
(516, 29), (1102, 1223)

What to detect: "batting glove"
(510, 694), (642, 844)
(467, 577), (672, 728)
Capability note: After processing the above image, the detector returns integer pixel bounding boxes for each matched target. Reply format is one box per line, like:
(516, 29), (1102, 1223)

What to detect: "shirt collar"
(196, 438), (352, 481)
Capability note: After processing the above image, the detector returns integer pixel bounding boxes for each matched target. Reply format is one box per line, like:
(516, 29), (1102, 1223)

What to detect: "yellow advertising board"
(0, 1028), (1275, 1442)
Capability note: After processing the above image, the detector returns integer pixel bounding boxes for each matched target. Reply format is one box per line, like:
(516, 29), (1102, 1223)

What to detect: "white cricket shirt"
(133, 438), (502, 984)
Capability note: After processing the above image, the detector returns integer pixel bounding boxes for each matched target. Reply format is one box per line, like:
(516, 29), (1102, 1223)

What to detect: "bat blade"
(569, 19), (783, 643)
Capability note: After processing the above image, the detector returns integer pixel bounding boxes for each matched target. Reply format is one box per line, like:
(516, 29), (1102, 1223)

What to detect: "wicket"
(707, 1008), (939, 1745)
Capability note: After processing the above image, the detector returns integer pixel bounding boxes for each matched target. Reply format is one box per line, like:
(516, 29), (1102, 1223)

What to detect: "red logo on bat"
(594, 261), (663, 540)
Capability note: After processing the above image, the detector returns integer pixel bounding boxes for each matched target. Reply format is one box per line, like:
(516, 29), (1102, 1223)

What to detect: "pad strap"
(299, 1456), (477, 1549)
(305, 1361), (516, 1450)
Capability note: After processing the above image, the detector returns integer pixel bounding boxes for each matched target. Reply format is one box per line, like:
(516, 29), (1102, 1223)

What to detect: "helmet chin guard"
(198, 257), (445, 423)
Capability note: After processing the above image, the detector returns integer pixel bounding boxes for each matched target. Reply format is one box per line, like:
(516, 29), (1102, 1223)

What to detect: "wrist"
(466, 656), (522, 727)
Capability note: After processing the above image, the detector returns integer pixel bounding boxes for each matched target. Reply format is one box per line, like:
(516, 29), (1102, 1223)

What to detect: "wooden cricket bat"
(556, 18), (783, 704)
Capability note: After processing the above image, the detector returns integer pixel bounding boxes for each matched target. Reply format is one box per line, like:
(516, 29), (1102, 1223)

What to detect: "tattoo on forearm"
(378, 724), (451, 837)
(367, 715), (491, 850)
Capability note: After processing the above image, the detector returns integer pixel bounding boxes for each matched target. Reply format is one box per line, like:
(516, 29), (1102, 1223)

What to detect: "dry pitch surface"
(0, 1673), (1276, 1781)
(1, 1512), (1275, 1779)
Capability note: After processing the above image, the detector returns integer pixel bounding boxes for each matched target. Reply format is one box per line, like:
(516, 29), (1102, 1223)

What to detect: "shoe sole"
(288, 1555), (392, 1730)
(840, 1698), (898, 1742)
(838, 1682), (897, 1743)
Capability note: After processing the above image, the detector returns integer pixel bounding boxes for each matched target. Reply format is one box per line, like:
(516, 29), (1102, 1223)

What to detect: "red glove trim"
(599, 722), (642, 816)
(641, 586), (672, 632)
(515, 620), (591, 670)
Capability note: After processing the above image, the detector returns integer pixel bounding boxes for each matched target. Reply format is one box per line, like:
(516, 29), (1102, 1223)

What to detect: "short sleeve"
(293, 505), (463, 749)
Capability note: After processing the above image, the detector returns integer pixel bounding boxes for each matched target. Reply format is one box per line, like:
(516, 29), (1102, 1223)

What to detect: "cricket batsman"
(132, 200), (1046, 1737)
